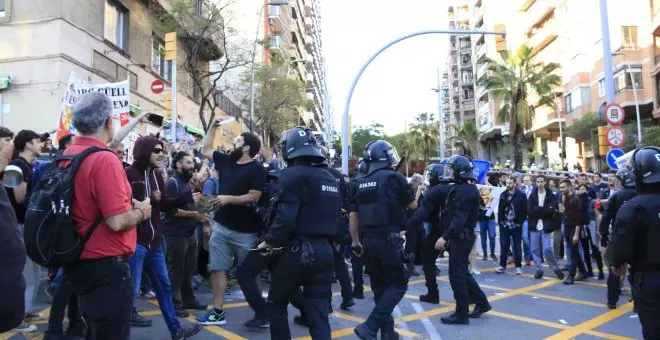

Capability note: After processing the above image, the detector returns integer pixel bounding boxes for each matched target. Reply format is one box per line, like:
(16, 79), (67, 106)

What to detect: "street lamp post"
(340, 29), (506, 174)
(599, 0), (615, 103)
(433, 68), (445, 159)
(249, 0), (289, 133)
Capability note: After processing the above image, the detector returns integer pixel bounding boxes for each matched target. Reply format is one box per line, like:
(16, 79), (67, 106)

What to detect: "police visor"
(387, 147), (401, 166)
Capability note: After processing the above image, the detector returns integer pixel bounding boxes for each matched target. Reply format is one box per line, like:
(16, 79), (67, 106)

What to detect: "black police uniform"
(441, 156), (490, 325)
(351, 148), (414, 339)
(347, 178), (366, 298)
(406, 183), (453, 303)
(236, 167), (307, 328)
(609, 147), (660, 339)
(598, 186), (637, 308)
(263, 141), (341, 339)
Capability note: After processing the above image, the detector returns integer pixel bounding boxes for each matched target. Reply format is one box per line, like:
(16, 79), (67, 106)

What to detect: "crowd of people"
(0, 89), (656, 340)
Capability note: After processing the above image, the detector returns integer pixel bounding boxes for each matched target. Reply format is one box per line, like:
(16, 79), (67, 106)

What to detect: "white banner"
(476, 184), (505, 217)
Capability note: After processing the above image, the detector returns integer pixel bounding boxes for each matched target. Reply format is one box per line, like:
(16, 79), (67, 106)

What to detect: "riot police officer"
(348, 158), (368, 299)
(349, 140), (417, 340)
(257, 126), (342, 339)
(609, 147), (660, 339)
(435, 155), (491, 325)
(598, 167), (638, 309)
(406, 162), (454, 304)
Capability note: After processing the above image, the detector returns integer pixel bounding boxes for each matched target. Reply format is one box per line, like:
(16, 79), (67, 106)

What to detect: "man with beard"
(164, 151), (210, 315)
(125, 136), (202, 339)
(197, 119), (266, 326)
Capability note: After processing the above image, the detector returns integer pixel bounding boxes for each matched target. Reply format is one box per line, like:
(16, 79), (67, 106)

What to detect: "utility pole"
(599, 0), (615, 103)
(165, 32), (177, 143)
(436, 68), (445, 159)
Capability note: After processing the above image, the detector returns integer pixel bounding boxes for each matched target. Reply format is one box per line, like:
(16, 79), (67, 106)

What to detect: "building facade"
(0, 0), (242, 149)
(465, 0), (660, 170)
(263, 0), (332, 144)
(444, 1), (477, 156)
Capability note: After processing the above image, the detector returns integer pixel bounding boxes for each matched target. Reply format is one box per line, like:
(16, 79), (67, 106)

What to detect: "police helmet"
(279, 126), (326, 163)
(363, 140), (400, 173)
(615, 167), (635, 188)
(424, 163), (450, 186)
(355, 158), (368, 178)
(444, 154), (476, 181)
(629, 146), (660, 188)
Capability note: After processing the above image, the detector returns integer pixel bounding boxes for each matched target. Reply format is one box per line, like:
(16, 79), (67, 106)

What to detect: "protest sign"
(476, 184), (505, 218)
(56, 74), (130, 141)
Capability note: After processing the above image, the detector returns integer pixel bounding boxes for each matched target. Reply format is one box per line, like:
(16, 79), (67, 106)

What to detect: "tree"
(408, 113), (439, 162)
(622, 124), (660, 152)
(351, 122), (385, 154)
(156, 0), (252, 131)
(331, 132), (342, 157)
(565, 112), (603, 142)
(478, 44), (562, 171)
(247, 55), (306, 143)
(452, 120), (479, 158)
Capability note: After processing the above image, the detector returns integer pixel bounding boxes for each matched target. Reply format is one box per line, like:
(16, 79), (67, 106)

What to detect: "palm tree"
(452, 120), (479, 158)
(478, 44), (561, 171)
(408, 113), (439, 162)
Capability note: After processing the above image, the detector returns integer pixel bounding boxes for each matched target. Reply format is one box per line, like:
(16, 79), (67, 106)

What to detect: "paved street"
(1, 256), (643, 340)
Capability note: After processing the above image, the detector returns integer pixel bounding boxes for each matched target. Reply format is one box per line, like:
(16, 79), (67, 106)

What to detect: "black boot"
(469, 303), (492, 318)
(440, 313), (470, 325)
(419, 290), (440, 304)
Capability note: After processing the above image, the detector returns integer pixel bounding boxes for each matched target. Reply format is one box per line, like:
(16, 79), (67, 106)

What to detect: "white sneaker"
(14, 322), (37, 333)
(515, 267), (523, 275)
(471, 269), (481, 275)
(495, 267), (505, 274)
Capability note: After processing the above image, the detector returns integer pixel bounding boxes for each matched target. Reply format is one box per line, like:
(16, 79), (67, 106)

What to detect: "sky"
(321, 0), (449, 137)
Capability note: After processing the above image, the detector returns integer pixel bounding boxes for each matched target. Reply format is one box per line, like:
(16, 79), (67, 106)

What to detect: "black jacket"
(0, 186), (26, 332)
(498, 189), (527, 226)
(599, 188), (638, 236)
(527, 189), (559, 233)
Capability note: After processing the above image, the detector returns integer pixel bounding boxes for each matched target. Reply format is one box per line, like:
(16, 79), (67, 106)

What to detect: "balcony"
(472, 5), (483, 26)
(463, 99), (475, 111)
(475, 43), (486, 60)
(268, 5), (286, 32)
(462, 72), (474, 85)
(526, 9), (558, 52)
(460, 59), (472, 69)
(305, 35), (313, 52)
(304, 4), (312, 17)
(306, 73), (315, 90)
(269, 35), (284, 55)
(459, 41), (472, 52)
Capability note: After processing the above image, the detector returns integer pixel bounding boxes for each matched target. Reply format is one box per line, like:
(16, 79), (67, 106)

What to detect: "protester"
(0, 129), (27, 333)
(197, 118), (266, 326)
(125, 135), (202, 339)
(559, 179), (588, 285)
(60, 92), (152, 339)
(496, 177), (527, 275)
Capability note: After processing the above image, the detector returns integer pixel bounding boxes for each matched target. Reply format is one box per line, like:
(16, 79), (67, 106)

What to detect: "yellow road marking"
(184, 315), (247, 340)
(489, 310), (570, 330)
(330, 311), (420, 338)
(0, 333), (15, 340)
(512, 272), (608, 288)
(519, 292), (608, 308)
(488, 279), (560, 302)
(583, 330), (637, 340)
(544, 302), (634, 340)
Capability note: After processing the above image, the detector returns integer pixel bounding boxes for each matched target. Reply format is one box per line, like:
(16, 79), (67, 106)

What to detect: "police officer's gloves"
(301, 241), (315, 266)
(600, 234), (610, 248)
(351, 243), (364, 257)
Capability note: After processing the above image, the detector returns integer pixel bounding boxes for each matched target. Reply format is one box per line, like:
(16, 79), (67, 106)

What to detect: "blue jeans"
(51, 268), (64, 291)
(529, 230), (559, 272)
(499, 226), (522, 269)
(522, 220), (532, 262)
(479, 219), (496, 256)
(130, 244), (181, 335)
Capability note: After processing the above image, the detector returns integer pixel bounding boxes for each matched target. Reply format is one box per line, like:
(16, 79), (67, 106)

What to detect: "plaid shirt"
(504, 194), (517, 229)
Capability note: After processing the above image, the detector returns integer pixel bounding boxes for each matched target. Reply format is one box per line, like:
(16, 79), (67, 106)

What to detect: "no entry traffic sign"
(151, 79), (165, 94)
(604, 103), (625, 126)
(606, 126), (626, 148)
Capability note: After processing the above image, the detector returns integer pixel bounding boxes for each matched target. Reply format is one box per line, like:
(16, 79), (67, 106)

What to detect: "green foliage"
(564, 112), (604, 142)
(350, 122), (385, 154)
(478, 44), (562, 171)
(452, 120), (479, 158)
(155, 0), (251, 131)
(331, 132), (342, 156)
(249, 56), (306, 139)
(621, 123), (660, 152)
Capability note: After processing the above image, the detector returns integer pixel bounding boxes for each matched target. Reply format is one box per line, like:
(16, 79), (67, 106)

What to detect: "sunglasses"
(153, 149), (164, 154)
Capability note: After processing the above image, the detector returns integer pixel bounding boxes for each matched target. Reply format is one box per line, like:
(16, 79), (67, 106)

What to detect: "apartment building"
(263, 0), (332, 145)
(0, 0), (242, 149)
(444, 1), (477, 155)
(471, 0), (514, 163)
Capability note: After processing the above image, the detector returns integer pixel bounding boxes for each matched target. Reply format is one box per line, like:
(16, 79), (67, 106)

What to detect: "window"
(151, 36), (172, 82)
(0, 0), (5, 17)
(598, 79), (605, 97)
(614, 67), (642, 92)
(104, 0), (129, 51)
(291, 7), (298, 19)
(621, 26), (638, 50)
(463, 88), (474, 99)
(565, 87), (589, 114)
(195, 0), (203, 17)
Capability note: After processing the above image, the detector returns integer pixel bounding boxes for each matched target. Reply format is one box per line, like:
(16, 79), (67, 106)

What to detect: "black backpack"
(24, 147), (111, 268)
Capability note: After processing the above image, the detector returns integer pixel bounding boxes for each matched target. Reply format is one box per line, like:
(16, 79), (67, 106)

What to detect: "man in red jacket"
(125, 136), (201, 340)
